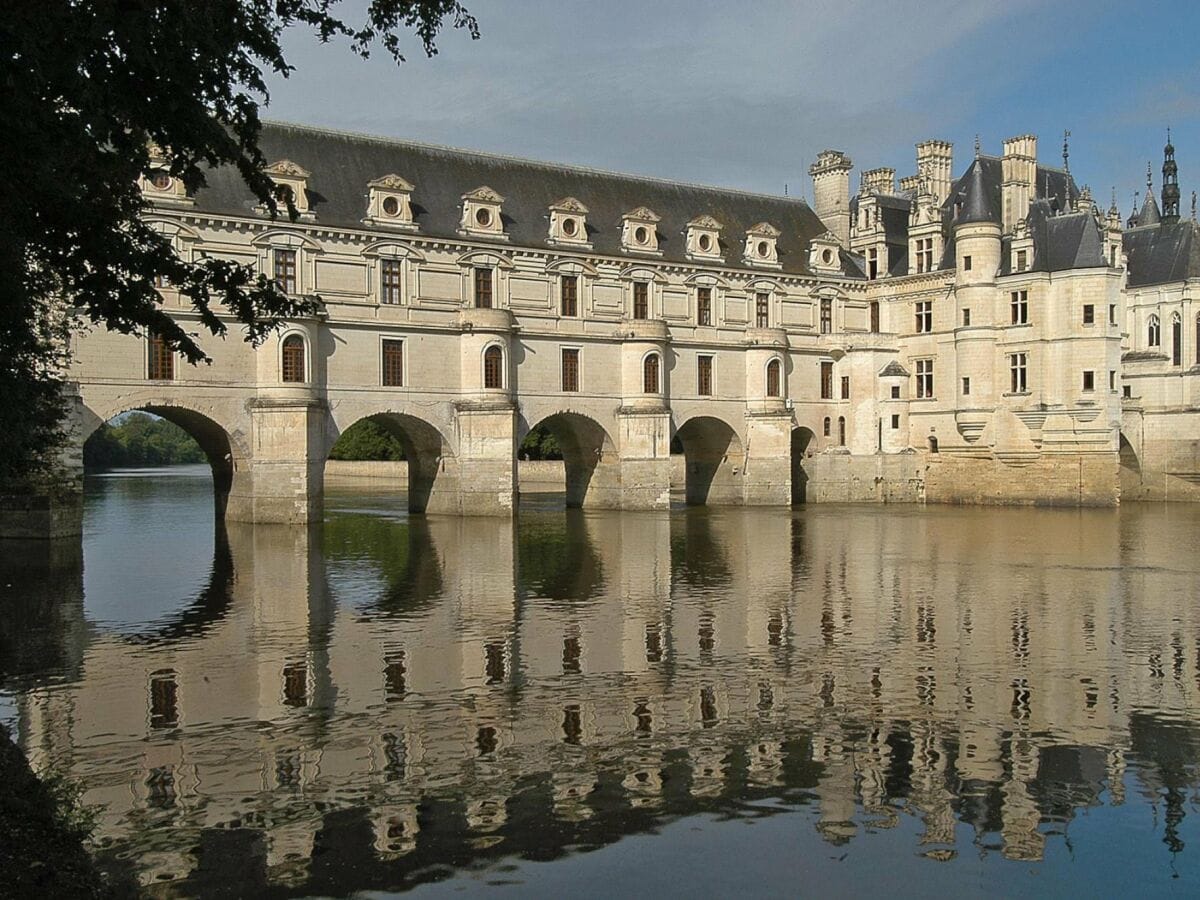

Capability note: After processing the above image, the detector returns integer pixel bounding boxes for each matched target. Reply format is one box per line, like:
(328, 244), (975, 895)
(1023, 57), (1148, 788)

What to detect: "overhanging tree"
(0, 1), (477, 488)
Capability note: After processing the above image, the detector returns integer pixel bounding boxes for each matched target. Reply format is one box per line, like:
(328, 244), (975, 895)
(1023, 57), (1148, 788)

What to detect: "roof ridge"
(260, 119), (813, 209)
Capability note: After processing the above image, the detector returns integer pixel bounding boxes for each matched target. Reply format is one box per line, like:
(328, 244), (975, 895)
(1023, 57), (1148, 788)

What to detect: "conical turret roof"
(1139, 191), (1161, 227)
(956, 158), (995, 225)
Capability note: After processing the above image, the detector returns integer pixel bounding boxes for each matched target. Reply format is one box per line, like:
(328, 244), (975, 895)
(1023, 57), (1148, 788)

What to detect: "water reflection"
(2, 478), (1200, 895)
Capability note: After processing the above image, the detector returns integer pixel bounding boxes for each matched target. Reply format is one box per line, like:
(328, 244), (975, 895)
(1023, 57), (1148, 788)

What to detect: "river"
(1, 465), (1198, 896)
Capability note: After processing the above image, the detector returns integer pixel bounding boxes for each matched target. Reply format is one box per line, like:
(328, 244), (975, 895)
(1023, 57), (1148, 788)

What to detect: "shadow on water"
(2, 482), (1200, 896)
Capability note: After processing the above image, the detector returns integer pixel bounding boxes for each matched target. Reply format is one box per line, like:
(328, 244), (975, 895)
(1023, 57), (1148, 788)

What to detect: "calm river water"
(2, 466), (1199, 897)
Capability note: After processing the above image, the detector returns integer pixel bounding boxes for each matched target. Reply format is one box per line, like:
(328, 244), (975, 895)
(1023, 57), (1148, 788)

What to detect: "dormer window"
(366, 174), (417, 230)
(549, 197), (591, 246)
(460, 186), (506, 239)
(808, 232), (842, 274)
(744, 222), (781, 268)
(686, 215), (723, 261)
(140, 146), (192, 206)
(621, 207), (662, 255)
(264, 160), (312, 217)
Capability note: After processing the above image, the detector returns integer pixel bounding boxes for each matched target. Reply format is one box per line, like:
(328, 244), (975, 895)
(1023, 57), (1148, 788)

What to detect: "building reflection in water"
(3, 498), (1200, 893)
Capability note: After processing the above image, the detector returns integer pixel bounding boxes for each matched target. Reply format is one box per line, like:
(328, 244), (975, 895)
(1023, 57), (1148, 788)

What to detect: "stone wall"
(801, 452), (925, 503)
(924, 453), (1119, 506)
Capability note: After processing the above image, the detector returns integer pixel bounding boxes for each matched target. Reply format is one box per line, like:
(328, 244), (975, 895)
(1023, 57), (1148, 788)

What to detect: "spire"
(957, 157), (995, 225)
(1192, 190), (1196, 223)
(1128, 190), (1140, 229)
(1162, 127), (1180, 223)
(974, 134), (981, 158)
(1062, 129), (1071, 173)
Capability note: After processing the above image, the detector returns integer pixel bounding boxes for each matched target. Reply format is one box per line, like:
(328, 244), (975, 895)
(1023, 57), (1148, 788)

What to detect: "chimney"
(861, 167), (896, 196)
(915, 140), (953, 204)
(809, 150), (853, 246)
(1001, 134), (1038, 233)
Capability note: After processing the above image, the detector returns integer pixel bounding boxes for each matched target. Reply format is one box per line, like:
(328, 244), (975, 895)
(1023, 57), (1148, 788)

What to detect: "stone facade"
(51, 123), (1200, 529)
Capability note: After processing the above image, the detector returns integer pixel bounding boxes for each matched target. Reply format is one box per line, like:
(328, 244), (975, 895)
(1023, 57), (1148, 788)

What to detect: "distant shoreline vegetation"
(84, 412), (205, 469)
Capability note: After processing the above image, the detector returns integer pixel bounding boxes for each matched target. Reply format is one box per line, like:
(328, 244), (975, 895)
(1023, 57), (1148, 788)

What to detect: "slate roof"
(1124, 219), (1200, 287)
(192, 121), (859, 278)
(936, 156), (1081, 271)
(1137, 192), (1162, 227)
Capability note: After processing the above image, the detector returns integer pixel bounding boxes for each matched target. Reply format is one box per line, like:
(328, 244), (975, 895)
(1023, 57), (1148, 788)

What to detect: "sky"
(262, 0), (1200, 216)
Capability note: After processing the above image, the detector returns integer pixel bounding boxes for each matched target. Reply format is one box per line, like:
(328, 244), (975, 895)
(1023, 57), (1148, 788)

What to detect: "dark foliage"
(0, 1), (477, 488)
(328, 419), (407, 461)
(519, 424), (563, 461)
(83, 413), (206, 469)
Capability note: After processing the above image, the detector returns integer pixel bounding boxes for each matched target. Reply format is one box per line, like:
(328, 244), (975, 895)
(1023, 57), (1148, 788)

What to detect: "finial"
(974, 134), (981, 158)
(1167, 125), (1172, 146)
(1062, 129), (1071, 173)
(1192, 191), (1196, 222)
(1111, 185), (1118, 210)
(1147, 161), (1153, 190)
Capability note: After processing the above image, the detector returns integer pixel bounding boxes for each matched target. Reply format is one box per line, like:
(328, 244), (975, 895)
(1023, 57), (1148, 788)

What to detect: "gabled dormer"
(1010, 217), (1034, 273)
(621, 207), (662, 255)
(366, 174), (417, 230)
(548, 196), (590, 247)
(264, 159), (312, 218)
(808, 231), (842, 274)
(139, 144), (192, 207)
(686, 214), (723, 261)
(460, 186), (506, 239)
(743, 222), (781, 268)
(908, 187), (943, 275)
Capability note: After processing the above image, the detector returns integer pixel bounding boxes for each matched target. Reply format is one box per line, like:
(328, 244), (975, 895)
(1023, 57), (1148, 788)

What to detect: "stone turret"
(1162, 131), (1180, 224)
(809, 150), (853, 246)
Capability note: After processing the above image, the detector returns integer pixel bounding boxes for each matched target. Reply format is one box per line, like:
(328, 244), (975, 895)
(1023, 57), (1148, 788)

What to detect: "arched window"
(1172, 312), (1182, 366)
(928, 435), (939, 454)
(643, 353), (660, 394)
(823, 417), (831, 438)
(281, 334), (306, 383)
(766, 358), (782, 398)
(837, 416), (846, 446)
(1148, 314), (1161, 348)
(483, 345), (504, 389)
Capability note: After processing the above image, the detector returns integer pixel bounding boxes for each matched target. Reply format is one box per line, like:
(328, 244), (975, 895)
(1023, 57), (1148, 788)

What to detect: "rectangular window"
(915, 300), (932, 333)
(560, 275), (578, 317)
(1016, 249), (1027, 271)
(381, 258), (403, 304)
(1109, 370), (1116, 391)
(633, 281), (649, 319)
(868, 247), (879, 280)
(1083, 304), (1094, 325)
(1010, 352), (1028, 393)
(474, 267), (493, 308)
(915, 358), (934, 399)
(891, 414), (900, 429)
(1123, 384), (1131, 399)
(1082, 370), (1095, 392)
(697, 355), (713, 396)
(274, 249), (297, 294)
(1109, 304), (1117, 326)
(962, 376), (971, 396)
(962, 308), (971, 327)
(915, 238), (934, 274)
(820, 298), (833, 334)
(697, 287), (712, 326)
(890, 385), (900, 399)
(840, 376), (850, 400)
(561, 348), (580, 392)
(382, 339), (404, 387)
(1010, 290), (1028, 325)
(820, 361), (834, 399)
(149, 671), (178, 729)
(148, 334), (173, 381)
(755, 292), (770, 328)
(963, 255), (972, 271)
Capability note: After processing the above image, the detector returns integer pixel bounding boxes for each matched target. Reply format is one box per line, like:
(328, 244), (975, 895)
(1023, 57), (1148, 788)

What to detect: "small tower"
(1162, 129), (1181, 224)
(809, 150), (853, 246)
(1139, 162), (1162, 226)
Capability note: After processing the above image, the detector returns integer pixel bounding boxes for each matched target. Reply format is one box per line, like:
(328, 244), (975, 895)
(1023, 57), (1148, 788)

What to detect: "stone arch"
(674, 415), (745, 506)
(519, 411), (618, 508)
(791, 426), (817, 504)
(80, 397), (247, 520)
(1119, 431), (1142, 499)
(326, 411), (456, 514)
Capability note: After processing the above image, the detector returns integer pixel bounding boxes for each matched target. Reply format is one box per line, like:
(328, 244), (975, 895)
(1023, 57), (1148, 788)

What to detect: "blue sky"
(263, 0), (1199, 216)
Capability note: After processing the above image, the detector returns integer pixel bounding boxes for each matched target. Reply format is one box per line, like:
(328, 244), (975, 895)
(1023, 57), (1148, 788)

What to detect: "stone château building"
(64, 122), (1200, 519)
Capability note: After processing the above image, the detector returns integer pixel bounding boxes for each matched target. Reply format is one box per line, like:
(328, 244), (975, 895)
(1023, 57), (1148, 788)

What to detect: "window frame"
(915, 300), (932, 334)
(280, 332), (307, 384)
(561, 346), (581, 393)
(642, 351), (661, 394)
(273, 248), (298, 295)
(820, 360), (834, 399)
(381, 257), (403, 305)
(755, 291), (770, 328)
(1009, 352), (1028, 393)
(482, 344), (505, 390)
(632, 281), (649, 319)
(697, 354), (714, 396)
(766, 358), (782, 398)
(915, 358), (934, 399)
(148, 333), (174, 381)
(474, 267), (494, 309)
(560, 274), (579, 317)
(697, 286), (712, 326)
(381, 337), (405, 387)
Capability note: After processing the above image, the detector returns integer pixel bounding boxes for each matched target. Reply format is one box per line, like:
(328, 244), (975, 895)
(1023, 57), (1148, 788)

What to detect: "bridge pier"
(742, 410), (794, 505)
(233, 398), (325, 525)
(613, 408), (672, 509)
